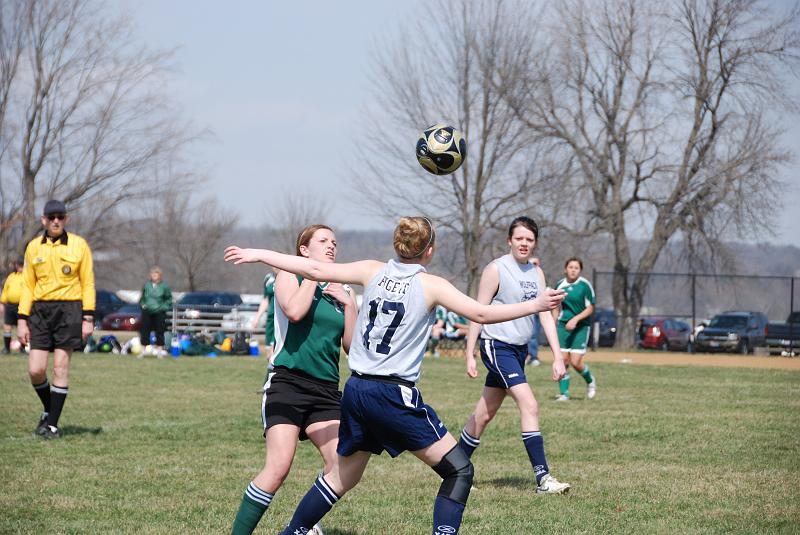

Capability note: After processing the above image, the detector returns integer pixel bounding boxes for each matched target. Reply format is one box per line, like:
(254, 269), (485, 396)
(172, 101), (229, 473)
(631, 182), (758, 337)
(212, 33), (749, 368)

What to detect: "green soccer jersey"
(272, 278), (346, 384)
(555, 276), (596, 327)
(263, 273), (276, 345)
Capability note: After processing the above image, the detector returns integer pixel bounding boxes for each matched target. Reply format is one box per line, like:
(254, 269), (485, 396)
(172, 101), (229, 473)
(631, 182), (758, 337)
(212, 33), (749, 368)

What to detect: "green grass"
(1, 354), (799, 534)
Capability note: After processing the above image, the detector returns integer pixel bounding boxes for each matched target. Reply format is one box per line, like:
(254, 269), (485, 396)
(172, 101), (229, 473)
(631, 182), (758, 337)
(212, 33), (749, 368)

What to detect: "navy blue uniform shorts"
(480, 338), (528, 389)
(337, 374), (448, 458)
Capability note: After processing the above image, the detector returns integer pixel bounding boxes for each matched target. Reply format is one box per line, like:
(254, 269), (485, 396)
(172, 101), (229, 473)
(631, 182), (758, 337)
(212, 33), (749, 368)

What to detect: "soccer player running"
(458, 217), (571, 495)
(225, 216), (566, 535)
(553, 257), (597, 401)
(230, 225), (357, 535)
(17, 200), (95, 439)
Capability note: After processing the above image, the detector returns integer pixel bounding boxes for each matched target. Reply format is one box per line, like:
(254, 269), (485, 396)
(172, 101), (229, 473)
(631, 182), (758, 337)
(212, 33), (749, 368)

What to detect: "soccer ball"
(416, 124), (466, 175)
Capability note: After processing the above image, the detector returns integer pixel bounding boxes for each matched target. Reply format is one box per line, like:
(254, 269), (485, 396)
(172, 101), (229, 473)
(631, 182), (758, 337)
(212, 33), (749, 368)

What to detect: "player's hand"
(224, 246), (261, 265)
(17, 320), (29, 345)
(322, 283), (353, 306)
(533, 288), (566, 313)
(565, 318), (577, 331)
(552, 358), (566, 381)
(466, 354), (478, 378)
(82, 319), (94, 340)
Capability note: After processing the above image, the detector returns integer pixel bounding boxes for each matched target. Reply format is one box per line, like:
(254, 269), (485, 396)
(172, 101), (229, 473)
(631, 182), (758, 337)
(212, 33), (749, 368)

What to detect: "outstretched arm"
(423, 273), (565, 326)
(224, 246), (382, 287)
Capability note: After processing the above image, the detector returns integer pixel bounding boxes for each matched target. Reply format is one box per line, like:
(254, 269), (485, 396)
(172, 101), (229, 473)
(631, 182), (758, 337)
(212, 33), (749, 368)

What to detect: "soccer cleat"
(555, 394), (570, 402)
(43, 425), (61, 440)
(1, 348), (9, 355)
(35, 412), (49, 435)
(310, 524), (326, 535)
(531, 359), (541, 367)
(536, 474), (570, 494)
(587, 380), (597, 399)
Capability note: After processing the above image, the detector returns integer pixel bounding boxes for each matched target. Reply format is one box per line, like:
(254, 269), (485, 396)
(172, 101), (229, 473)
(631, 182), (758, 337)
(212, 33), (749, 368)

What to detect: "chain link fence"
(591, 270), (799, 351)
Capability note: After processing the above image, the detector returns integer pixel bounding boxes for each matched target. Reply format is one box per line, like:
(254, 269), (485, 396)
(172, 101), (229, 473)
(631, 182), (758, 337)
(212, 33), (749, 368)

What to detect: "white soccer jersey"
(480, 254), (543, 345)
(347, 259), (435, 383)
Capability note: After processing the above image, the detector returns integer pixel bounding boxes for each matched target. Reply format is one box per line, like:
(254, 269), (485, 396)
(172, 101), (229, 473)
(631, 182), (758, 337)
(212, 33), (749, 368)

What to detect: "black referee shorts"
(261, 367), (341, 441)
(29, 301), (83, 351)
(3, 303), (18, 326)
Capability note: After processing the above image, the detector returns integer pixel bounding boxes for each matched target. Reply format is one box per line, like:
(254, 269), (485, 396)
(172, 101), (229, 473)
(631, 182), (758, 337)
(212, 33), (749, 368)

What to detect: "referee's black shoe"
(43, 425), (61, 440)
(35, 412), (49, 436)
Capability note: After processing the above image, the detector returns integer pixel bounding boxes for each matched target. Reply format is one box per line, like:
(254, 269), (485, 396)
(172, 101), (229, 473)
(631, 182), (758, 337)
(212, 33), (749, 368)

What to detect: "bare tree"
(502, 0), (799, 346)
(353, 0), (566, 295)
(0, 0), (198, 268)
(266, 188), (331, 254)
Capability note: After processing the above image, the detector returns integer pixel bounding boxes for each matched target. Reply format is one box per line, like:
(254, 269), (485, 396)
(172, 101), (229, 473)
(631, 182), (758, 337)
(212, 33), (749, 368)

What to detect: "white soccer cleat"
(555, 394), (570, 402)
(536, 474), (571, 494)
(310, 523), (326, 535)
(587, 380), (597, 399)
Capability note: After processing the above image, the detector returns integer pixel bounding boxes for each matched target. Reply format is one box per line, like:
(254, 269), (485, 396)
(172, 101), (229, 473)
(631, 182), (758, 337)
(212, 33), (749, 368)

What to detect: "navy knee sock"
(458, 429), (480, 458)
(521, 431), (549, 484)
(280, 475), (339, 535)
(432, 495), (466, 535)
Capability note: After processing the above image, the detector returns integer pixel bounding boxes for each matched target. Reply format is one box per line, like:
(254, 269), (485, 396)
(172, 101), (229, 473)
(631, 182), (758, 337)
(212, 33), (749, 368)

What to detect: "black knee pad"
(432, 445), (474, 505)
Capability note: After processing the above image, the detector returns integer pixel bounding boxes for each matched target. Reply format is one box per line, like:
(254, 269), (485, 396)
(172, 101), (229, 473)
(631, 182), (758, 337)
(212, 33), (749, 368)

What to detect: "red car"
(101, 303), (142, 331)
(639, 317), (693, 352)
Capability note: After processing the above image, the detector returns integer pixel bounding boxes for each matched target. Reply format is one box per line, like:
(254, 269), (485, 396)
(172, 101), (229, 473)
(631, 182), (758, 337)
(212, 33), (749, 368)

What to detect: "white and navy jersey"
(480, 254), (542, 345)
(347, 259), (435, 383)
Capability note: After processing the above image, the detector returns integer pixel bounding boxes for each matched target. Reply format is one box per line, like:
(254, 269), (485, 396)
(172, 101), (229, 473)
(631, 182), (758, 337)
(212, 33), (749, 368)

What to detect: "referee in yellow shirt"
(1, 257), (25, 354)
(17, 200), (95, 439)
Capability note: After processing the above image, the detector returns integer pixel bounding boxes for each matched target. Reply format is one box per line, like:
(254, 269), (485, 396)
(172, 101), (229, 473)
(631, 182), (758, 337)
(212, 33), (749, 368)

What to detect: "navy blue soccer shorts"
(337, 374), (448, 458)
(480, 338), (528, 389)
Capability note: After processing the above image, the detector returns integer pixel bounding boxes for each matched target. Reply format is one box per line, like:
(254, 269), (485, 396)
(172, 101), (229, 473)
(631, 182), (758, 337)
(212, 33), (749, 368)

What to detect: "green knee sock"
(559, 373), (571, 396)
(579, 364), (594, 384)
(231, 482), (273, 535)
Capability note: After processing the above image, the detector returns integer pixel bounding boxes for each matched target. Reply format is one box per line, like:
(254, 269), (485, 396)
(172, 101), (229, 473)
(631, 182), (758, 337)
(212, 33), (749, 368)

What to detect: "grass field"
(1, 352), (799, 534)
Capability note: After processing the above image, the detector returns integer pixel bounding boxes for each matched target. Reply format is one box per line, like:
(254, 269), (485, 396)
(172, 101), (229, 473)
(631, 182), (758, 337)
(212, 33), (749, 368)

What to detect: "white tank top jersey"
(347, 259), (435, 383)
(480, 254), (543, 345)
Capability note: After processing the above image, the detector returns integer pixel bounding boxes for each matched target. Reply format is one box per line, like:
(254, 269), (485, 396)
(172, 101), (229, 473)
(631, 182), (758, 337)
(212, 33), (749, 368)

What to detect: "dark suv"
(95, 289), (126, 325)
(593, 308), (617, 347)
(694, 311), (768, 354)
(177, 292), (243, 319)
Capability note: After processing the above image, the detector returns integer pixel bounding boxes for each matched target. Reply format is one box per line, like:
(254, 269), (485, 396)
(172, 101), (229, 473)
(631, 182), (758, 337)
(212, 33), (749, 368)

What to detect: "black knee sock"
(3, 332), (11, 351)
(33, 379), (51, 413)
(47, 385), (68, 428)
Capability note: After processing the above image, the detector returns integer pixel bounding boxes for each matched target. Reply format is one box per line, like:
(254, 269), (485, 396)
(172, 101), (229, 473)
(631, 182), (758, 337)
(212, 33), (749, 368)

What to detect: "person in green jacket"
(139, 266), (173, 357)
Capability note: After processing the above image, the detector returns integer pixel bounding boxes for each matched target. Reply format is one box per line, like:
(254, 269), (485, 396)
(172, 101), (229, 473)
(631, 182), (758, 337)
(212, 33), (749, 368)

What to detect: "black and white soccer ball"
(416, 124), (466, 175)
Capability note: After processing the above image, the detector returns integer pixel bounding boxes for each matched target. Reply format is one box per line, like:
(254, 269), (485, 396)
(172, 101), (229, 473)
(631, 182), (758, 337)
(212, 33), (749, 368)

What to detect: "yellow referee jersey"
(0, 271), (25, 304)
(19, 231), (95, 317)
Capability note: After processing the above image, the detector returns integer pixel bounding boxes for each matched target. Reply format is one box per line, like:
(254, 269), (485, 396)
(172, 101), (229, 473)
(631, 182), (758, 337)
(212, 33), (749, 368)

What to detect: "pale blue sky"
(120, 1), (799, 246)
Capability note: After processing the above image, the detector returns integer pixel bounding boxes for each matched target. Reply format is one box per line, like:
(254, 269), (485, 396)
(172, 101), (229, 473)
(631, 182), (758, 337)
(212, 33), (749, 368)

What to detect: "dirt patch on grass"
(534, 348), (800, 370)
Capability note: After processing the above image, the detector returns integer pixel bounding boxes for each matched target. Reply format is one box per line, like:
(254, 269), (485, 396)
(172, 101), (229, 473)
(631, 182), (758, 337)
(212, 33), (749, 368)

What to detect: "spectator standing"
(1, 257), (25, 354)
(139, 266), (173, 357)
(17, 200), (95, 439)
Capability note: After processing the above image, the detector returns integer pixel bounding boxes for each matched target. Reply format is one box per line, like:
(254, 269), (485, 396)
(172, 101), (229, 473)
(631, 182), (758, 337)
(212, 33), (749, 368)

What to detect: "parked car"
(638, 317), (693, 351)
(766, 311), (800, 356)
(694, 311), (768, 354)
(593, 308), (617, 347)
(177, 292), (243, 318)
(95, 289), (126, 325)
(101, 303), (142, 331)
